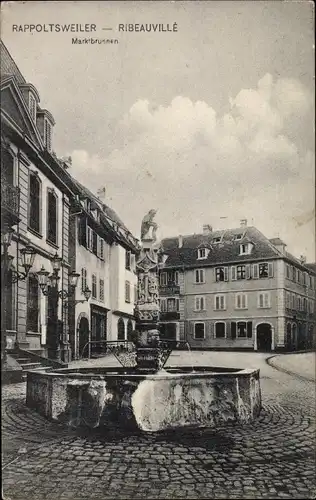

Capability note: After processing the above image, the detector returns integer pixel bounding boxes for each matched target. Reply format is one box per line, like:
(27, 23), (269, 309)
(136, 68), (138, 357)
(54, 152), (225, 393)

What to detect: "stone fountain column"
(134, 211), (166, 372)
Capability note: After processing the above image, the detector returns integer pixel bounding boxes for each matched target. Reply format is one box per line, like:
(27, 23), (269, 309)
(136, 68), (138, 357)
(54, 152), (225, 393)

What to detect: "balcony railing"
(160, 311), (180, 321)
(160, 284), (180, 295)
(1, 177), (20, 223)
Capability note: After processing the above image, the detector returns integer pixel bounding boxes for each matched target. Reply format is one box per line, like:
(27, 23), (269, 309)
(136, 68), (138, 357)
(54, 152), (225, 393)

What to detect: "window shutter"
(231, 266), (236, 281)
(176, 298), (180, 311)
(78, 217), (87, 247)
(247, 321), (253, 338)
(246, 265), (251, 279)
(231, 322), (236, 339)
(224, 267), (229, 281)
(268, 262), (274, 278)
(253, 264), (259, 279)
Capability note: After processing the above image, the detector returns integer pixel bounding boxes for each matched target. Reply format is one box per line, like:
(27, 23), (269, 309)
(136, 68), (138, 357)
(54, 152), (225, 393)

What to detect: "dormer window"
(213, 237), (221, 244)
(197, 248), (208, 260)
(239, 243), (253, 255)
(234, 234), (243, 241)
(44, 119), (52, 151)
(29, 93), (36, 121)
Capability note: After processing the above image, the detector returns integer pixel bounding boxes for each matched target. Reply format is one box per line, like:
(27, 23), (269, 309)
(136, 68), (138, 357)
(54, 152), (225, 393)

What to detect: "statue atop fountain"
(134, 210), (168, 371)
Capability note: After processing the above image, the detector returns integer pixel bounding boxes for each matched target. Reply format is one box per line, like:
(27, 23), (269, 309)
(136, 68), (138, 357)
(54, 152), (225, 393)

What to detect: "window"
(194, 322), (205, 339)
(310, 276), (313, 289)
(286, 265), (291, 279)
(27, 275), (39, 332)
(160, 272), (167, 286)
(160, 299), (167, 312)
(215, 294), (226, 310)
(29, 93), (36, 121)
(125, 281), (131, 303)
(117, 317), (125, 341)
(237, 265), (246, 280)
(303, 272), (307, 286)
(285, 291), (291, 309)
(195, 269), (205, 284)
(297, 296), (301, 311)
(303, 298), (307, 312)
(297, 270), (301, 284)
(213, 237), (221, 243)
(92, 274), (97, 299)
(215, 322), (226, 338)
(231, 321), (252, 338)
(29, 172), (41, 234)
(78, 217), (87, 247)
(237, 321), (247, 338)
(291, 293), (296, 310)
(81, 268), (87, 292)
(195, 296), (206, 311)
(292, 266), (296, 282)
(215, 267), (228, 282)
(174, 271), (179, 285)
(167, 298), (179, 312)
(258, 292), (271, 308)
(197, 248), (207, 259)
(234, 234), (243, 241)
(236, 293), (247, 309)
(253, 262), (273, 279)
(99, 279), (104, 301)
(259, 263), (269, 278)
(47, 189), (58, 245)
(239, 243), (252, 255)
(125, 250), (131, 270)
(44, 119), (52, 152)
(87, 226), (93, 251)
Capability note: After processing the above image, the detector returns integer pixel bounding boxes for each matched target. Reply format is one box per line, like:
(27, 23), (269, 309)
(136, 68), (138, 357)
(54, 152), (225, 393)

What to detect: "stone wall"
(26, 367), (261, 432)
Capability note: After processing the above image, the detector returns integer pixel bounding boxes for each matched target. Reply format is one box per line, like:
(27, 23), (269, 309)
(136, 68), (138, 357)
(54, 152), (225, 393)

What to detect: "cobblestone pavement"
(2, 352), (316, 499)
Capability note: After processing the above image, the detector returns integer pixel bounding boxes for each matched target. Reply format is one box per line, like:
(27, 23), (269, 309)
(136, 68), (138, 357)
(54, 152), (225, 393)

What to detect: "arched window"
(117, 317), (125, 340)
(29, 171), (41, 234)
(47, 188), (58, 245)
(127, 319), (133, 341)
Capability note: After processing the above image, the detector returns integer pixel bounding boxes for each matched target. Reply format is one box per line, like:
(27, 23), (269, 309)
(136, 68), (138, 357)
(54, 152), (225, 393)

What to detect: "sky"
(1, 1), (315, 260)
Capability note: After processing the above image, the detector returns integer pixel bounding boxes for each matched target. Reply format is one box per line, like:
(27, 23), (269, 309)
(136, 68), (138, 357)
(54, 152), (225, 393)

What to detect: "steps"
(9, 353), (51, 381)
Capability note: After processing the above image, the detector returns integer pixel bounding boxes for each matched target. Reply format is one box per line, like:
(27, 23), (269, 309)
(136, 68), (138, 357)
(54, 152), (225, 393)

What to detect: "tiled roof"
(0, 41), (25, 85)
(161, 227), (281, 268)
(72, 179), (139, 251)
(305, 263), (316, 274)
(162, 227), (315, 273)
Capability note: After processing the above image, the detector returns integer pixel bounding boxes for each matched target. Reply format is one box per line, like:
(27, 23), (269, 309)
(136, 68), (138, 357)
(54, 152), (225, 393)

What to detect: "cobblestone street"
(2, 352), (316, 499)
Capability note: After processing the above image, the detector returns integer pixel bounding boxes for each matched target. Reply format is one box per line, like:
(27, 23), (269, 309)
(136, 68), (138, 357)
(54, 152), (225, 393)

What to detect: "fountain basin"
(26, 366), (261, 432)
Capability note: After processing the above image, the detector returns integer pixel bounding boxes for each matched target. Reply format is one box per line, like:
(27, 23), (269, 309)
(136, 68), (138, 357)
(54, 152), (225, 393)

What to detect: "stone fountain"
(26, 212), (262, 432)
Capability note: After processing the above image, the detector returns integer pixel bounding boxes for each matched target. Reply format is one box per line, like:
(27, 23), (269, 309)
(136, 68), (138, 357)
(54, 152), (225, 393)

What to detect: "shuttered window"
(195, 296), (205, 311)
(92, 274), (97, 299)
(236, 293), (247, 309)
(215, 322), (226, 338)
(194, 323), (205, 339)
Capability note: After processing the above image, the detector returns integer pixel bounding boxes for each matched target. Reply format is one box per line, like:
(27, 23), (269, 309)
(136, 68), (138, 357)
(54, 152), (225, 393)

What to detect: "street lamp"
(36, 256), (91, 361)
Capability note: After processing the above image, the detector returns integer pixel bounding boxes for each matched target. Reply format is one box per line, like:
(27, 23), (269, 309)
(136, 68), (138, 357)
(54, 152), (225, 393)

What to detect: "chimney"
(240, 219), (247, 227)
(203, 224), (212, 235)
(178, 235), (183, 248)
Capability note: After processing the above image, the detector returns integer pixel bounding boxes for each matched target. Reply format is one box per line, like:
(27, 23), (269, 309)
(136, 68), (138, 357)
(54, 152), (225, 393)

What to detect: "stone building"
(68, 182), (138, 359)
(159, 222), (316, 351)
(1, 40), (78, 361)
(1, 40), (139, 363)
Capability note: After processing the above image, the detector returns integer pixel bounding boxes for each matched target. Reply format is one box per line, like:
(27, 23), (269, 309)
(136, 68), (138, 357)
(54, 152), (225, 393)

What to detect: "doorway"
(78, 316), (89, 358)
(256, 323), (272, 351)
